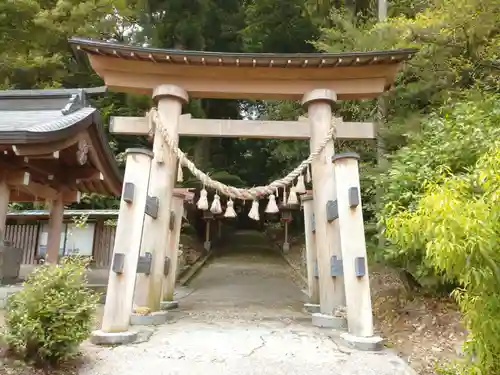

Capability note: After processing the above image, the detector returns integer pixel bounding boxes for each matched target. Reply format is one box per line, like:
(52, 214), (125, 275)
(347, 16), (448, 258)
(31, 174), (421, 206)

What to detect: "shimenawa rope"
(149, 108), (336, 200)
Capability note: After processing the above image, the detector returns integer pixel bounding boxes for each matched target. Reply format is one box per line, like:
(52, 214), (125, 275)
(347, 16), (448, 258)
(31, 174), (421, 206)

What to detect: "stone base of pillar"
(312, 313), (347, 330)
(282, 242), (290, 253)
(160, 300), (179, 310)
(204, 241), (211, 251)
(304, 303), (320, 314)
(90, 330), (138, 346)
(130, 311), (169, 326)
(340, 332), (385, 351)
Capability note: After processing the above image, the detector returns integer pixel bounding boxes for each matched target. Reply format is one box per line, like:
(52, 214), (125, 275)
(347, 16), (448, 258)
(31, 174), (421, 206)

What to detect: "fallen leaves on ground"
(282, 236), (466, 375)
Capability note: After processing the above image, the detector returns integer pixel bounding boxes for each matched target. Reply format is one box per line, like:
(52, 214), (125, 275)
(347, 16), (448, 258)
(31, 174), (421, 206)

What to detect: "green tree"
(381, 91), (500, 282)
(386, 141), (500, 373)
(0, 0), (131, 89)
(242, 0), (318, 53)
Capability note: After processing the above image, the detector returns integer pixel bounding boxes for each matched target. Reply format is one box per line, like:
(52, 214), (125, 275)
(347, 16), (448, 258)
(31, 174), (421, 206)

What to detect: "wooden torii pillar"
(303, 89), (346, 330)
(92, 148), (153, 344)
(301, 194), (320, 313)
(333, 153), (382, 350)
(161, 191), (185, 309)
(132, 85), (188, 316)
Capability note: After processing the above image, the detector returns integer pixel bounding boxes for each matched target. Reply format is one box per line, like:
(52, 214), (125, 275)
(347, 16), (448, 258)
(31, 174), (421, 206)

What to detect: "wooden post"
(94, 148), (153, 344)
(162, 193), (184, 307)
(133, 85), (188, 312)
(283, 221), (290, 253)
(46, 194), (64, 264)
(0, 179), (9, 242)
(302, 194), (319, 308)
(204, 220), (211, 251)
(302, 89), (346, 328)
(333, 153), (383, 350)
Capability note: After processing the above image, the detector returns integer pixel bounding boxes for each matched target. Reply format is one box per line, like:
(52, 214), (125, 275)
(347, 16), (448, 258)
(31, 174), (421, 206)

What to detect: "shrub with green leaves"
(2, 256), (99, 366)
(386, 143), (500, 373)
(379, 91), (500, 284)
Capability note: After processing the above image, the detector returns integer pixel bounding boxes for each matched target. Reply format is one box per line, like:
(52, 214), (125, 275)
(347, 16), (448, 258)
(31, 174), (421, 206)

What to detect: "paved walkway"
(81, 245), (415, 375)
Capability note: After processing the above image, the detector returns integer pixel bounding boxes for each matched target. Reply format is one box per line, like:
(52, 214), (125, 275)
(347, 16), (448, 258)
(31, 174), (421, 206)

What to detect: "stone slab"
(160, 300), (179, 310)
(312, 313), (347, 330)
(340, 332), (385, 351)
(90, 330), (138, 346)
(304, 303), (320, 314)
(130, 311), (169, 326)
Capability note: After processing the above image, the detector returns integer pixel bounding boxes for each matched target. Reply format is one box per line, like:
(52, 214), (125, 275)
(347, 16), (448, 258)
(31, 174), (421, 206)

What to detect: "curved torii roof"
(0, 87), (122, 201)
(69, 37), (417, 100)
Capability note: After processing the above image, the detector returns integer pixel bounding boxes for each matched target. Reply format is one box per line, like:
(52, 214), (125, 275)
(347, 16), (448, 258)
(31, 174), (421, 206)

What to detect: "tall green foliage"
(381, 92), (500, 280)
(0, 0), (131, 88)
(386, 142), (500, 373)
(314, 0), (499, 259)
(315, 0), (500, 123)
(242, 0), (318, 53)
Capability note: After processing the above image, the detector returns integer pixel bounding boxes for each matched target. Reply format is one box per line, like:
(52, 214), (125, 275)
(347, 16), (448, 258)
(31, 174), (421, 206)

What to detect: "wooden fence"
(4, 224), (39, 264)
(3, 222), (117, 267)
(92, 222), (116, 268)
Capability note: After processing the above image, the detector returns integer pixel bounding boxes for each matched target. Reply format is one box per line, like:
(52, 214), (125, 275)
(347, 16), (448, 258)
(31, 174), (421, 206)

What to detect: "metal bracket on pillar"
(330, 255), (343, 277)
(137, 252), (152, 275)
(145, 196), (159, 219)
(355, 257), (366, 277)
(112, 253), (125, 274)
(163, 257), (171, 276)
(311, 214), (316, 233)
(313, 261), (319, 278)
(326, 200), (338, 222)
(348, 187), (360, 208)
(122, 182), (135, 204)
(169, 211), (175, 230)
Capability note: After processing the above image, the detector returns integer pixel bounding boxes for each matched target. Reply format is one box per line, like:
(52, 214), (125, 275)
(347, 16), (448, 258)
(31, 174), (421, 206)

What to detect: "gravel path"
(80, 248), (415, 375)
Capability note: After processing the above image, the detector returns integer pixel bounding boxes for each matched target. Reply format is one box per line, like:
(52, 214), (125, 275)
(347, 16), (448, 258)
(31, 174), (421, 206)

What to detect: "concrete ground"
(80, 244), (415, 375)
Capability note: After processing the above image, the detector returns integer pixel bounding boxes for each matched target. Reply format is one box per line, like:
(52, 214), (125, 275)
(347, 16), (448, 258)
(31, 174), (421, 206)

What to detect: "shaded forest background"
(1, 0), (499, 372)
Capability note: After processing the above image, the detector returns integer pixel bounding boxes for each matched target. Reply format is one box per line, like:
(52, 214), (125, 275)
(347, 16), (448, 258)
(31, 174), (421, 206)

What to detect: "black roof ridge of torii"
(69, 37), (418, 68)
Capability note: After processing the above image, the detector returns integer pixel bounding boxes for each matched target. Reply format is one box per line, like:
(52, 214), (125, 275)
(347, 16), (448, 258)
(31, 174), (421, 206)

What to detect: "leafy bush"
(2, 256), (99, 366)
(379, 91), (500, 284)
(386, 144), (500, 373)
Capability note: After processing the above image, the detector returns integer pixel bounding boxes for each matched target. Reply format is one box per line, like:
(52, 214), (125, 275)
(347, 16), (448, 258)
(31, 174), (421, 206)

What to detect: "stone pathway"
(80, 246), (415, 375)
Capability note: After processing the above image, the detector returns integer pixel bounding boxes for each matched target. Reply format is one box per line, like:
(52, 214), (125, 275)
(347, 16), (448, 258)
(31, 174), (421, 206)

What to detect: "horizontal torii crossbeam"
(110, 114), (375, 140)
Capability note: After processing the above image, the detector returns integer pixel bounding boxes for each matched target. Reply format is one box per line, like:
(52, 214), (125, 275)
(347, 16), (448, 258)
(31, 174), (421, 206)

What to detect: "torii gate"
(70, 37), (416, 349)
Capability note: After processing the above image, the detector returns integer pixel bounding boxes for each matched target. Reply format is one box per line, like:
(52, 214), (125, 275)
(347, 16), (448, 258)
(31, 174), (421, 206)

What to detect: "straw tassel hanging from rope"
(265, 190), (279, 214)
(248, 200), (260, 221)
(287, 186), (299, 205)
(306, 165), (312, 183)
(210, 192), (222, 214)
(197, 184), (209, 210)
(224, 198), (237, 218)
(295, 174), (306, 194)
